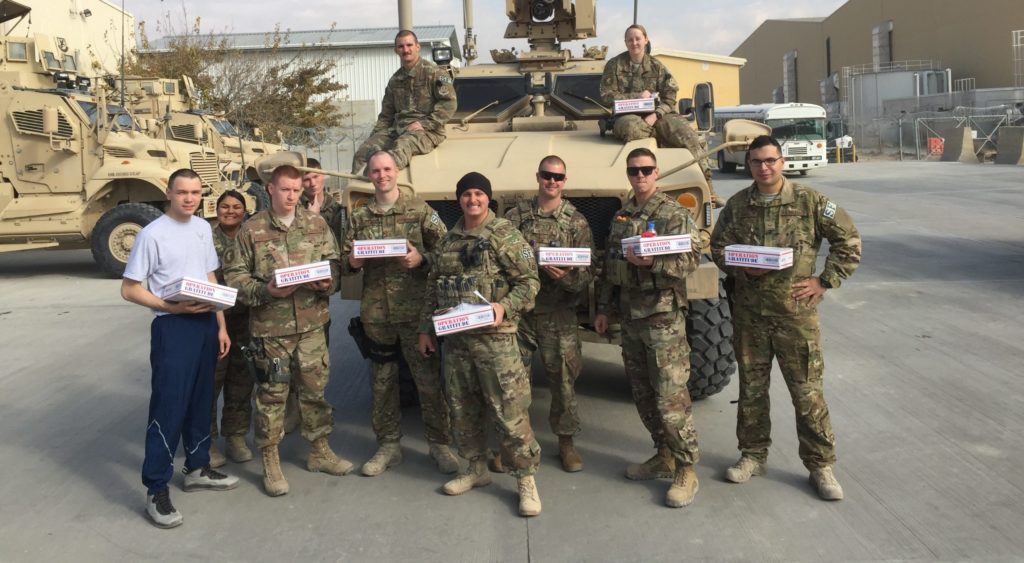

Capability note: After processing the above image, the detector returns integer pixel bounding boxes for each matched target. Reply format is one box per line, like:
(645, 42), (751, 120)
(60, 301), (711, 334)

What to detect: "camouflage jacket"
(710, 179), (862, 318)
(301, 191), (344, 246)
(597, 191), (700, 320)
(600, 52), (679, 118)
(222, 209), (340, 337)
(504, 198), (593, 314)
(372, 58), (457, 139)
(212, 224), (247, 319)
(419, 210), (539, 335)
(340, 188), (447, 324)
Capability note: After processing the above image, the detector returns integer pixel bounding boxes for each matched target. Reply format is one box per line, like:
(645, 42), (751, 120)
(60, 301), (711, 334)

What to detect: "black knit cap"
(456, 171), (492, 200)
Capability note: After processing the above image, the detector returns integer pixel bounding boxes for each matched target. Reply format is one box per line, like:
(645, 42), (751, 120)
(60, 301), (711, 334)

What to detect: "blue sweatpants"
(142, 312), (218, 495)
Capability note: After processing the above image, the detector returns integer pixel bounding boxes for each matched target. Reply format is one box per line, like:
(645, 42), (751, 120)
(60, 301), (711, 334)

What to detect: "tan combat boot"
(361, 442), (403, 477)
(225, 436), (253, 463)
(429, 443), (460, 474)
(725, 455), (765, 484)
(558, 436), (583, 473)
(261, 446), (289, 497)
(208, 441), (227, 469)
(625, 446), (675, 480)
(307, 437), (355, 476)
(443, 457), (492, 495)
(665, 465), (699, 508)
(809, 466), (844, 501)
(517, 475), (542, 517)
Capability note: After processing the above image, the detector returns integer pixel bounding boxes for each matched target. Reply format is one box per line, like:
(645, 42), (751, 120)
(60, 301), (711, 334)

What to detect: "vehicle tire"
(717, 150), (737, 173)
(799, 169), (808, 176)
(686, 277), (737, 400)
(90, 203), (163, 278)
(245, 182), (270, 213)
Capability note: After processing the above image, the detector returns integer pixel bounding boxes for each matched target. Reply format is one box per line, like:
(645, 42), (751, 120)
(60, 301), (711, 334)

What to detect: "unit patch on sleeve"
(823, 201), (837, 219)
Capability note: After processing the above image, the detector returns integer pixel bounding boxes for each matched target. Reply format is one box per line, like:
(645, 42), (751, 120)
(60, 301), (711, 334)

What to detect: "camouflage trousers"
(613, 114), (713, 184)
(444, 332), (541, 477)
(733, 313), (836, 470)
(253, 328), (334, 448)
(621, 308), (700, 466)
(211, 312), (253, 439)
(517, 308), (583, 437)
(364, 321), (452, 446)
(351, 129), (444, 174)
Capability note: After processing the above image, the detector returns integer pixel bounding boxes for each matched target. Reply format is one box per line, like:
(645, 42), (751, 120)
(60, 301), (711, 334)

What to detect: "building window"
(872, 21), (894, 69)
(783, 50), (798, 102)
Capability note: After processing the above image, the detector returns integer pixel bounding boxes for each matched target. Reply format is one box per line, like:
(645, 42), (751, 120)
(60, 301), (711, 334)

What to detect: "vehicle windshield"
(76, 101), (142, 131)
(453, 76), (528, 121)
(210, 118), (240, 137)
(766, 117), (826, 141)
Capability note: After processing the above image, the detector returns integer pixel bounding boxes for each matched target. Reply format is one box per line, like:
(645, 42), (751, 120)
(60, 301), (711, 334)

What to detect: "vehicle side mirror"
(692, 82), (715, 132)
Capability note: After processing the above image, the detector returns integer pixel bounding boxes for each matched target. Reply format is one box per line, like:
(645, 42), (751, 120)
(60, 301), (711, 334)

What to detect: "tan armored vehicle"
(0, 13), (241, 277)
(258, 0), (767, 398)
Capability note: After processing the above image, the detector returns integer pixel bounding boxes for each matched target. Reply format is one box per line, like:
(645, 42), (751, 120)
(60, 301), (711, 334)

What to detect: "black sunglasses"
(538, 170), (566, 182)
(626, 166), (656, 177)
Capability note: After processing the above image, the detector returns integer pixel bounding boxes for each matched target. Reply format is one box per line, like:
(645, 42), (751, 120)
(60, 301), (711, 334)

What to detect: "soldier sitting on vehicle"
(351, 30), (457, 175)
(599, 24), (713, 186)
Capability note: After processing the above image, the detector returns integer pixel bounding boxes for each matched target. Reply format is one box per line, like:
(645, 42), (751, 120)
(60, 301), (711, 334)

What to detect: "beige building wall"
(732, 0), (1024, 105)
(653, 49), (746, 107)
(0, 0), (135, 75)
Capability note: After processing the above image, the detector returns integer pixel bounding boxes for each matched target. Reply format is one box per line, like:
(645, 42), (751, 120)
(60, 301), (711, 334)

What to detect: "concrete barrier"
(994, 126), (1024, 165)
(940, 127), (980, 163)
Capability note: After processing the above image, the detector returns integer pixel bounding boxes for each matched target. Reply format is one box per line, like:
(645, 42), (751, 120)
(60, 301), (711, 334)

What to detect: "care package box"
(274, 261), (332, 287)
(724, 245), (794, 270)
(432, 303), (496, 336)
(352, 239), (408, 258)
(621, 234), (692, 257)
(614, 98), (657, 114)
(537, 247), (592, 267)
(163, 276), (237, 310)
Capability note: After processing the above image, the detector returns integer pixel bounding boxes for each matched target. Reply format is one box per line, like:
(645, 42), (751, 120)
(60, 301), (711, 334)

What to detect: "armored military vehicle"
(0, 15), (242, 277)
(259, 0), (768, 398)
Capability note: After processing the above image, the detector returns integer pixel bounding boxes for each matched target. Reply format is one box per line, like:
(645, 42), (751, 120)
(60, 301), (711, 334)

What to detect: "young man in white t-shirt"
(121, 169), (239, 529)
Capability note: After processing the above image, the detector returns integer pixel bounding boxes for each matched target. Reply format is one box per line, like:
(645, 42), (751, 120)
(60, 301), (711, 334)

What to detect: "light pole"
(120, 0), (126, 108)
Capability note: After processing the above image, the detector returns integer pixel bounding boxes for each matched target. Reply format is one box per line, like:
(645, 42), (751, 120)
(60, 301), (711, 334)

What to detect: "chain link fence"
(854, 105), (1023, 161)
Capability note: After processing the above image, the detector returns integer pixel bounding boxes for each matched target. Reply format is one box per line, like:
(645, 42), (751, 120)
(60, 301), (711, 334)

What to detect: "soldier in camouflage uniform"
(599, 24), (713, 186)
(594, 148), (702, 508)
(223, 165), (354, 497)
(302, 157), (344, 251)
(710, 135), (861, 501)
(209, 190), (254, 468)
(351, 30), (457, 174)
(505, 155), (593, 473)
(340, 151), (459, 477)
(416, 172), (543, 517)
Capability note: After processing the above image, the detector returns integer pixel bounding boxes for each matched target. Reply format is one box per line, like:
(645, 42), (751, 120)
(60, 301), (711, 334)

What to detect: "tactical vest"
(512, 199), (577, 250)
(433, 221), (511, 310)
(604, 195), (679, 292)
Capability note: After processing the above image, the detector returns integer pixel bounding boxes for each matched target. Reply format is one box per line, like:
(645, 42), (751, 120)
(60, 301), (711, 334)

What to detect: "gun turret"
(503, 0), (596, 71)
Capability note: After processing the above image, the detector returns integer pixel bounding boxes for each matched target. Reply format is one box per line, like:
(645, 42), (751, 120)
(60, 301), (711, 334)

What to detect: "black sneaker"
(183, 465), (240, 492)
(146, 488), (183, 529)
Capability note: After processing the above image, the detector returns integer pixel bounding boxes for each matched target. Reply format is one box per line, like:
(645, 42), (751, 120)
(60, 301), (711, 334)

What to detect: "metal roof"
(145, 25), (459, 55)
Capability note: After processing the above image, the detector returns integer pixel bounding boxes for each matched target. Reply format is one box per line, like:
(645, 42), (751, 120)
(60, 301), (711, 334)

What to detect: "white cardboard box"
(274, 261), (332, 287)
(163, 276), (237, 310)
(621, 234), (692, 257)
(537, 247), (592, 267)
(724, 245), (794, 270)
(614, 98), (657, 114)
(353, 238), (408, 258)
(432, 303), (496, 336)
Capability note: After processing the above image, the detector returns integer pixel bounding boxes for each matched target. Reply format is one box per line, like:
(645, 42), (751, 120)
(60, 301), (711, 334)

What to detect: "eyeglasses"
(749, 158), (782, 168)
(538, 170), (566, 182)
(626, 166), (656, 177)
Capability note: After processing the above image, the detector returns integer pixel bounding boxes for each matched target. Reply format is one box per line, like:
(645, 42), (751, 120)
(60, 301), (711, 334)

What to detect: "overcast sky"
(125, 0), (847, 58)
